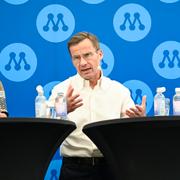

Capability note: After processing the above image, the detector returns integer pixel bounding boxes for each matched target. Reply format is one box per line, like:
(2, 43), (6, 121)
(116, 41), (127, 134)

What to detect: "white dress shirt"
(49, 73), (135, 157)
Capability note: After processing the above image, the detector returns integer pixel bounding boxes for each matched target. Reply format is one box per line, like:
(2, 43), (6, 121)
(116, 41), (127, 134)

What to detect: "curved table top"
(83, 116), (180, 180)
(0, 117), (76, 180)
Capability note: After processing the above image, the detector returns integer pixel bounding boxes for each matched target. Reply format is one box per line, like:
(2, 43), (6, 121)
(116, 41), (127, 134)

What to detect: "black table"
(83, 116), (180, 180)
(0, 118), (76, 180)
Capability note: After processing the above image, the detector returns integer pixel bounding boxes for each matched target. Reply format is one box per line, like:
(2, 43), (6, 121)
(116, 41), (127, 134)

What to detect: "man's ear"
(98, 49), (103, 61)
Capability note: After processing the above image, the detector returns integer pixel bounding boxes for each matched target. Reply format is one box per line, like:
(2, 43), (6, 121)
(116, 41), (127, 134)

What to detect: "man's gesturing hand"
(126, 95), (146, 117)
(66, 85), (83, 113)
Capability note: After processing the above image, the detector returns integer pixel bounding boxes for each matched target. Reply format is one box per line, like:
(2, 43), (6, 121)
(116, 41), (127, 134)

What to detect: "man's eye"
(84, 53), (92, 58)
(73, 56), (80, 60)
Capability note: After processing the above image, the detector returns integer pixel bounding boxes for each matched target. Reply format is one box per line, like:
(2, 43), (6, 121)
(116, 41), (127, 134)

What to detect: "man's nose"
(79, 56), (87, 65)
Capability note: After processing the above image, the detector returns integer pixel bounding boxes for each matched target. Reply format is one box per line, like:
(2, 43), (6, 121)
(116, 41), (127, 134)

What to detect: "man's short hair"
(67, 32), (100, 55)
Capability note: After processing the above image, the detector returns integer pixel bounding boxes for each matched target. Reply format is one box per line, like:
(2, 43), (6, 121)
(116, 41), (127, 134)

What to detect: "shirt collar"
(75, 69), (109, 91)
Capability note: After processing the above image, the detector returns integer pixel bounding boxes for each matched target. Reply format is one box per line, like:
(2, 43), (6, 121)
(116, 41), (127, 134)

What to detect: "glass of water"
(165, 98), (170, 116)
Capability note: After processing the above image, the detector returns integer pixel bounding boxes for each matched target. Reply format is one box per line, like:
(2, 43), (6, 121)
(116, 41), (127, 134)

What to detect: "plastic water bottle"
(154, 87), (166, 116)
(54, 92), (67, 120)
(173, 88), (180, 115)
(35, 85), (47, 118)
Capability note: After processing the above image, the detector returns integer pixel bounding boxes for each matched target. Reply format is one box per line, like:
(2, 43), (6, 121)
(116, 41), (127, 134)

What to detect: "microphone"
(0, 81), (8, 114)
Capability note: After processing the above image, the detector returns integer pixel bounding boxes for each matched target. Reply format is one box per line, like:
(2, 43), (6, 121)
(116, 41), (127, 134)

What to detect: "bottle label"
(35, 101), (47, 118)
(154, 99), (166, 116)
(173, 101), (180, 115)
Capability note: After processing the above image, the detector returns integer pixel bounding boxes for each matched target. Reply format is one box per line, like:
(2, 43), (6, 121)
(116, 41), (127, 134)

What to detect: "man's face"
(69, 38), (103, 81)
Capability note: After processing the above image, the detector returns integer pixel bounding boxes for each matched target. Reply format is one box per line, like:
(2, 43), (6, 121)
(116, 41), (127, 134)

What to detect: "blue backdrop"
(0, 0), (180, 179)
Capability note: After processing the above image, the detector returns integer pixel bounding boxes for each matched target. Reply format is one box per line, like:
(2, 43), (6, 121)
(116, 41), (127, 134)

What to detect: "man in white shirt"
(49, 32), (146, 180)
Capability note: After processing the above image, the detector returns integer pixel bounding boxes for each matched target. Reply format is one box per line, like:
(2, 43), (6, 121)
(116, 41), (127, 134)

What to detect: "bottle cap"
(156, 87), (166, 93)
(175, 88), (180, 93)
(36, 85), (44, 95)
